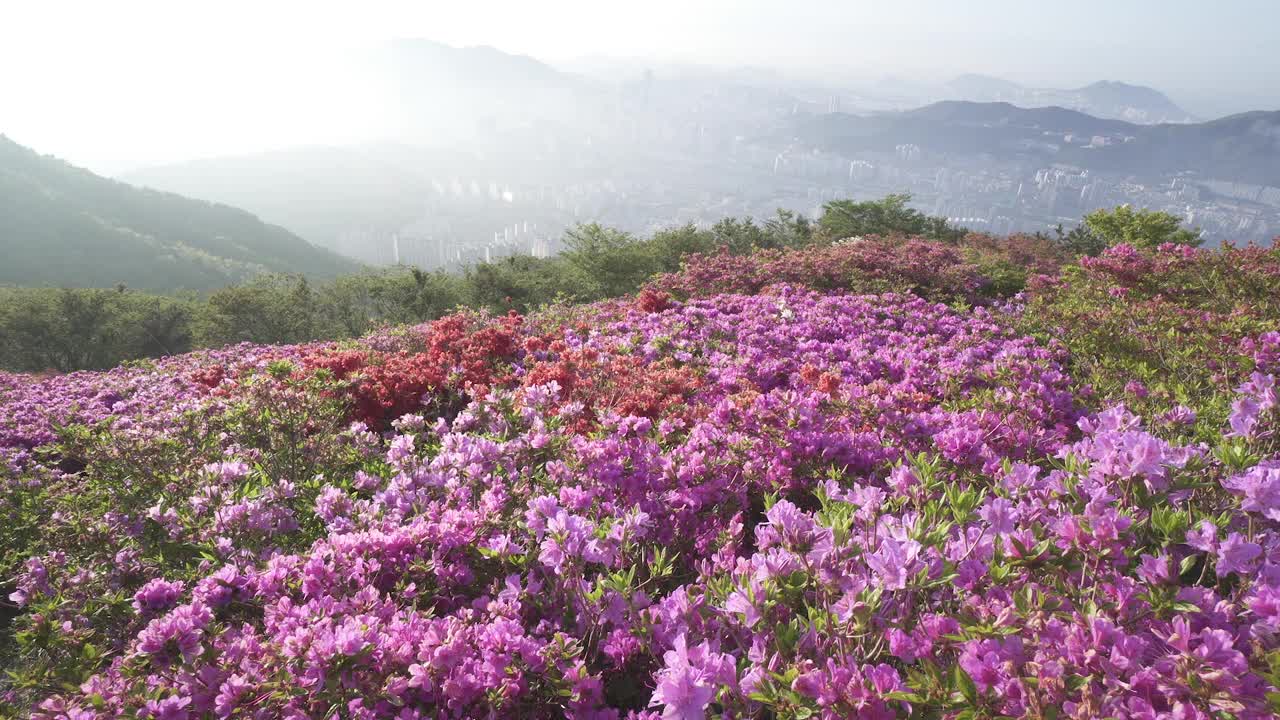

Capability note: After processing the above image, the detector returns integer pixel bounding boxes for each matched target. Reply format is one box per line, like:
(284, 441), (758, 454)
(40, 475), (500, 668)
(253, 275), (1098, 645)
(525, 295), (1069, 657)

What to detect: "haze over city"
(3, 0), (1277, 172)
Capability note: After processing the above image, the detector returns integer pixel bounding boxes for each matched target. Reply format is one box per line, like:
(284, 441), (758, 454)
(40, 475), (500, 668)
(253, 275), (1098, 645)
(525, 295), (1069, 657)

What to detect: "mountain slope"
(1071, 80), (1194, 123)
(790, 101), (1130, 157)
(1059, 110), (1280, 184)
(900, 100), (1134, 134)
(944, 74), (1196, 123)
(0, 136), (359, 290)
(123, 145), (458, 251)
(790, 101), (1280, 185)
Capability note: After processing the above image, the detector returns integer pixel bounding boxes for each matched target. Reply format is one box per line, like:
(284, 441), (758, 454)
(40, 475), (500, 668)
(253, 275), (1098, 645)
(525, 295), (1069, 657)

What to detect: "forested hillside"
(0, 136), (358, 291)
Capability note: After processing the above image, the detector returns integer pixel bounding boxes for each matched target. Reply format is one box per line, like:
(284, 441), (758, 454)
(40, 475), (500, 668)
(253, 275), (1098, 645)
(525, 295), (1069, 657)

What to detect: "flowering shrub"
(298, 312), (524, 429)
(1021, 242), (1280, 439)
(649, 234), (1070, 304)
(957, 232), (1071, 297)
(649, 238), (990, 302)
(3, 241), (1280, 718)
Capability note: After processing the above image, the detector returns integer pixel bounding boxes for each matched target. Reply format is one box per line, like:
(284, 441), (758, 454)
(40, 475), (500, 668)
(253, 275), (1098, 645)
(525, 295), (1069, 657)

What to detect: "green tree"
(465, 256), (596, 312)
(1051, 223), (1109, 257)
(561, 224), (657, 298)
(196, 275), (331, 347)
(818, 194), (964, 242)
(707, 211), (816, 253)
(761, 209), (815, 248)
(1081, 205), (1202, 249)
(707, 217), (768, 255)
(0, 288), (194, 371)
(383, 268), (466, 323)
(647, 224), (718, 272)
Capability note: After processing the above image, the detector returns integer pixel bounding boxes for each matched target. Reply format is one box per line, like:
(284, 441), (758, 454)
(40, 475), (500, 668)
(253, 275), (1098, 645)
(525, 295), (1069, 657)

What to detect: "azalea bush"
(1020, 242), (1280, 439)
(648, 238), (990, 303)
(957, 233), (1071, 298)
(649, 234), (1070, 305)
(2, 239), (1280, 719)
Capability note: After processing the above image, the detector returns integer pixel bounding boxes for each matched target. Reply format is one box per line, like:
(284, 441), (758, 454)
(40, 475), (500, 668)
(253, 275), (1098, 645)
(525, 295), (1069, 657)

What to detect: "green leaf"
(953, 664), (979, 704)
(1178, 554), (1199, 576)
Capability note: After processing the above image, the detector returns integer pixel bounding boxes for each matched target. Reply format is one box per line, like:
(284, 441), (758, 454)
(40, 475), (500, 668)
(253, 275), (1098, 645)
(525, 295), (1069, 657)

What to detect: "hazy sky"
(3, 0), (1277, 173)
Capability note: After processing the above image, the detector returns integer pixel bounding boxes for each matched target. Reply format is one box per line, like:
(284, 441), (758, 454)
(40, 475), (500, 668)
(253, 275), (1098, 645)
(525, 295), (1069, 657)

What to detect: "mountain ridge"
(791, 101), (1280, 186)
(943, 74), (1196, 124)
(0, 136), (359, 291)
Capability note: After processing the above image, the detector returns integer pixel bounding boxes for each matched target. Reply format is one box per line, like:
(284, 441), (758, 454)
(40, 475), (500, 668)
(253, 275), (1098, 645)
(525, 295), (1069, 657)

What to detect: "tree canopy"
(818, 193), (966, 242)
(1082, 205), (1202, 250)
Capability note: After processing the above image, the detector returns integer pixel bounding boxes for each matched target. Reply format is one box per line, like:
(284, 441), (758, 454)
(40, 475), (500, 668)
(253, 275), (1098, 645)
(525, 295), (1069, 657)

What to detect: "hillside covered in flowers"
(2, 237), (1280, 719)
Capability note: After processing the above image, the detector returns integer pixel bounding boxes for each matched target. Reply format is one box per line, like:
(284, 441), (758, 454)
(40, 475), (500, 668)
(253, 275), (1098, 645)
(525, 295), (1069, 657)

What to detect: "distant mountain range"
(566, 59), (1201, 125)
(790, 101), (1280, 186)
(0, 136), (358, 290)
(943, 75), (1196, 124)
(112, 40), (1280, 265)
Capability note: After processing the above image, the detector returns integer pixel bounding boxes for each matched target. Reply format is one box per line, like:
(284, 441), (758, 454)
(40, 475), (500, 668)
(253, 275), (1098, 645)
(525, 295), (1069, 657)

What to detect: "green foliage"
(0, 368), (363, 695)
(1019, 244), (1280, 439)
(464, 255), (596, 311)
(702, 212), (816, 254)
(818, 193), (966, 242)
(1051, 222), (1109, 257)
(196, 275), (322, 347)
(1081, 205), (1203, 250)
(0, 135), (357, 291)
(0, 197), (994, 372)
(0, 287), (194, 372)
(322, 267), (467, 333)
(1049, 205), (1203, 257)
(560, 224), (653, 299)
(960, 233), (1071, 296)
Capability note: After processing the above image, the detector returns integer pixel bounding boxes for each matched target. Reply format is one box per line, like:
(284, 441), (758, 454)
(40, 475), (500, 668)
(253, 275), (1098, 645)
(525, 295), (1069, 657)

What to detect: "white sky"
(2, 0), (1276, 173)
